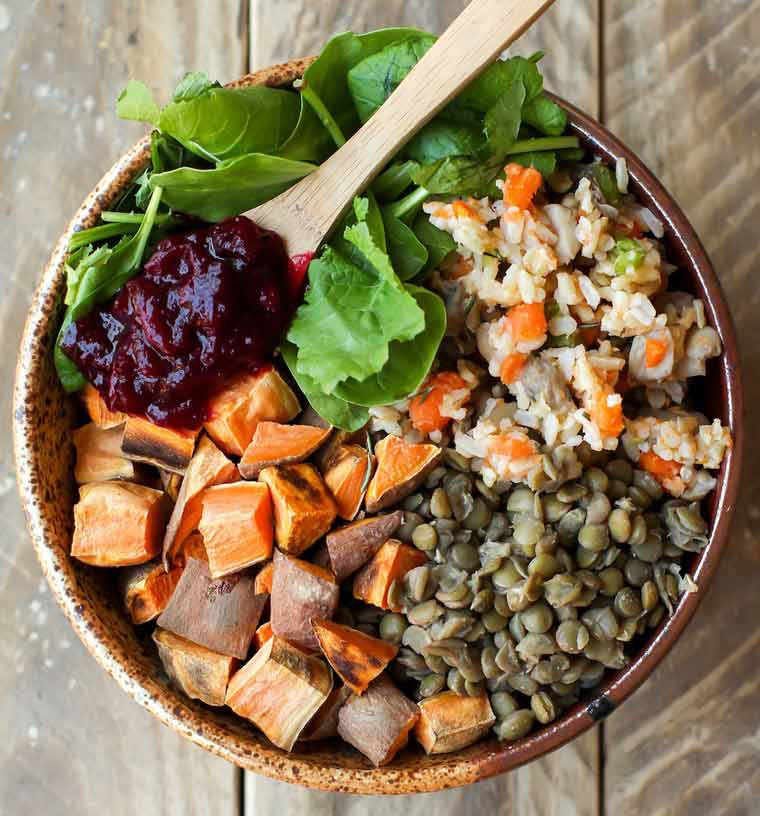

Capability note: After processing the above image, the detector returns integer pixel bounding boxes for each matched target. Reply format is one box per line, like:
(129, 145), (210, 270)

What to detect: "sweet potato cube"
(414, 691), (496, 755)
(300, 684), (351, 742)
(337, 674), (419, 766)
(225, 635), (332, 751)
(254, 621), (273, 650)
(121, 416), (199, 474)
(204, 369), (300, 457)
(119, 559), (182, 624)
(324, 511), (403, 581)
(81, 383), (126, 428)
(312, 619), (398, 695)
(352, 539), (428, 610)
(270, 550), (339, 652)
(157, 558), (266, 659)
(162, 435), (237, 568)
(365, 435), (442, 512)
(73, 422), (136, 484)
(198, 482), (273, 578)
(71, 482), (170, 567)
(323, 444), (375, 521)
(239, 422), (331, 479)
(259, 464), (337, 555)
(159, 468), (183, 502)
(153, 628), (238, 707)
(254, 561), (274, 595)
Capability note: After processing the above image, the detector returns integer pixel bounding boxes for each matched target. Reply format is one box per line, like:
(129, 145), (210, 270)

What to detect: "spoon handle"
(248, 0), (556, 254)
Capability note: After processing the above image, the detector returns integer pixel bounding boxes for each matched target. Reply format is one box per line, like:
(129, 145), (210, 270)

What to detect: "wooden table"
(1, 2), (757, 813)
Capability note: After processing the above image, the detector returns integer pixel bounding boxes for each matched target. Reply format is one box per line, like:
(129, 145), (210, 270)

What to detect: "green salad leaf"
(411, 155), (504, 197)
(412, 213), (457, 273)
(483, 80), (526, 157)
(372, 160), (419, 202)
(116, 80), (160, 125)
(332, 285), (446, 406)
(172, 71), (219, 102)
(383, 211), (428, 281)
(405, 120), (485, 164)
(522, 93), (568, 136)
(508, 150), (557, 177)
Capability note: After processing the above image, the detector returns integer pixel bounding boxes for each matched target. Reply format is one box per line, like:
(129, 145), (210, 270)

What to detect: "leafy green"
(411, 155), (504, 197)
(332, 285), (446, 406)
(372, 160), (419, 202)
(172, 71), (219, 102)
(592, 162), (622, 205)
(522, 93), (567, 136)
(280, 342), (369, 431)
(507, 150), (557, 177)
(451, 55), (544, 115)
(287, 246), (424, 392)
(116, 80), (159, 125)
(383, 211), (427, 281)
(55, 186), (164, 391)
(149, 153), (315, 222)
(611, 237), (646, 275)
(412, 213), (457, 272)
(483, 80), (526, 157)
(405, 120), (485, 164)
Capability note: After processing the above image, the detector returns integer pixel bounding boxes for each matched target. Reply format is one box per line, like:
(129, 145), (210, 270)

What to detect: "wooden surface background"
(0, 1), (757, 814)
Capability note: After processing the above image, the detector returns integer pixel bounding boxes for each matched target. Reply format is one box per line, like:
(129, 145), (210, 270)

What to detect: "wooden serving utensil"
(246, 0), (556, 255)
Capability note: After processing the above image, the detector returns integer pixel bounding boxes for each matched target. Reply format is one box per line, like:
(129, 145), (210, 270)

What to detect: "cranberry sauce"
(61, 216), (295, 428)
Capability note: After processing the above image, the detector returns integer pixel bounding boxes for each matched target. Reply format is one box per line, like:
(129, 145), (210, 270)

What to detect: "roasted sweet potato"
(314, 427), (366, 471)
(159, 468), (183, 502)
(352, 539), (428, 610)
(323, 511), (403, 581)
(300, 684), (351, 742)
(259, 464), (337, 555)
(414, 691), (495, 755)
(322, 444), (375, 521)
(153, 628), (238, 707)
(162, 435), (237, 568)
(198, 482), (273, 578)
(157, 557), (266, 659)
(81, 383), (126, 428)
(204, 369), (300, 457)
(71, 482), (170, 567)
(254, 561), (274, 595)
(119, 559), (182, 624)
(253, 621), (273, 650)
(239, 422), (331, 479)
(365, 435), (442, 512)
(312, 619), (398, 695)
(225, 635), (332, 751)
(73, 422), (136, 484)
(337, 674), (419, 766)
(121, 416), (199, 474)
(270, 550), (339, 652)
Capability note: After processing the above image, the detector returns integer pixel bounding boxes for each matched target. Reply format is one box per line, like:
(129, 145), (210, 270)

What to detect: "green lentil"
(607, 478), (629, 500)
(614, 587), (643, 618)
(494, 710), (535, 741)
(493, 561), (522, 591)
(605, 459), (634, 484)
(608, 507), (632, 543)
(633, 469), (663, 499)
(447, 667), (466, 694)
(583, 467), (610, 494)
(556, 620), (590, 653)
(520, 602), (554, 634)
(451, 541), (480, 571)
(507, 487), (536, 515)
(578, 523), (610, 552)
(430, 487), (452, 519)
(492, 593), (511, 619)
(529, 553), (560, 578)
(557, 482), (588, 503)
(598, 567), (625, 597)
(419, 673), (446, 698)
(531, 691), (557, 724)
(628, 514), (648, 548)
(641, 580), (659, 611)
(624, 557), (652, 587)
(482, 609), (509, 633)
(628, 485), (653, 509)
(543, 493), (569, 523)
(631, 532), (664, 563)
(379, 613), (408, 644)
(490, 691), (519, 719)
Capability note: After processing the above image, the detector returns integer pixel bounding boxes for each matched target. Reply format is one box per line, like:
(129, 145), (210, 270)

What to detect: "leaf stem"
(386, 186), (430, 220)
(68, 223), (138, 250)
(101, 211), (173, 224)
(300, 83), (346, 148)
(507, 136), (580, 155)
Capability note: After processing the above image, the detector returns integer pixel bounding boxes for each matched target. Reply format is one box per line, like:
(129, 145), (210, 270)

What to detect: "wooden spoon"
(246, 0), (556, 255)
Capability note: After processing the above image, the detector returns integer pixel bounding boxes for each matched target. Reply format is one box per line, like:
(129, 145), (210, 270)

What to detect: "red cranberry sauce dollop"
(61, 217), (297, 428)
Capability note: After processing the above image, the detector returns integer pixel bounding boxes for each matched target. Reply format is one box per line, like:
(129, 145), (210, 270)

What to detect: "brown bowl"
(13, 59), (743, 794)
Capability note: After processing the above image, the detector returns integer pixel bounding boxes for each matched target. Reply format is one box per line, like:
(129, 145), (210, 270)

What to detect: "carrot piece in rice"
(503, 164), (543, 210)
(499, 353), (528, 385)
(409, 372), (469, 434)
(591, 390), (625, 438)
(489, 432), (538, 461)
(505, 303), (547, 343)
(639, 450), (681, 483)
(645, 337), (669, 368)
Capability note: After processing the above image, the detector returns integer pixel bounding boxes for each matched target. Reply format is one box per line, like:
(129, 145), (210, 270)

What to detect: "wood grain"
(0, 1), (245, 813)
(246, 0), (600, 809)
(603, 2), (760, 814)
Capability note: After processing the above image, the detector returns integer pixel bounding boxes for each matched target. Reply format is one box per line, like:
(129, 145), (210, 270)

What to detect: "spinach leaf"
(405, 120), (485, 164)
(507, 150), (557, 177)
(116, 80), (159, 125)
(172, 71), (219, 102)
(158, 86), (301, 162)
(332, 285), (446, 406)
(483, 80), (526, 157)
(373, 160), (419, 202)
(592, 162), (622, 205)
(149, 153), (316, 222)
(412, 213), (457, 273)
(55, 186), (164, 391)
(451, 55), (543, 115)
(287, 246), (424, 391)
(280, 342), (369, 431)
(522, 93), (568, 136)
(411, 155), (504, 197)
(383, 211), (428, 281)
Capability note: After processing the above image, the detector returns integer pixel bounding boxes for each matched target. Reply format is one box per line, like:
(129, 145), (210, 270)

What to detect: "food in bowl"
(54, 28), (732, 766)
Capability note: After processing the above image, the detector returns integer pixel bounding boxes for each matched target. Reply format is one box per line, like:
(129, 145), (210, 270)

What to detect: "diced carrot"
(312, 619), (398, 695)
(452, 200), (477, 218)
(239, 422), (331, 479)
(121, 416), (199, 474)
(72, 482), (170, 567)
(639, 450), (681, 483)
(591, 389), (625, 438)
(408, 372), (469, 435)
(204, 369), (300, 457)
(254, 621), (273, 651)
(323, 443), (375, 521)
(352, 539), (428, 611)
(365, 435), (443, 512)
(80, 383), (126, 429)
(198, 481), (273, 578)
(499, 352), (528, 385)
(645, 337), (669, 368)
(489, 432), (538, 461)
(254, 561), (274, 595)
(503, 163), (543, 210)
(505, 303), (547, 343)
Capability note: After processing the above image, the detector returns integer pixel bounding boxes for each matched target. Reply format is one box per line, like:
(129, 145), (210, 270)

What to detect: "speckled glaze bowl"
(13, 59), (743, 794)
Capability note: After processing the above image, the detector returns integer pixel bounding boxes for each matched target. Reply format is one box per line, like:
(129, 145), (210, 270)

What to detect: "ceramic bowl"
(13, 59), (743, 794)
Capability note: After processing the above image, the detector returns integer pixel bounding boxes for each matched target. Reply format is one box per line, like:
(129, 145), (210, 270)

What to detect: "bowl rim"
(13, 58), (744, 794)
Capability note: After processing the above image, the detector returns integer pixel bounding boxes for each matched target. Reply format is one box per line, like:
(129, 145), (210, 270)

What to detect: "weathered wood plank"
(0, 1), (246, 813)
(603, 2), (760, 814)
(246, 0), (600, 809)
